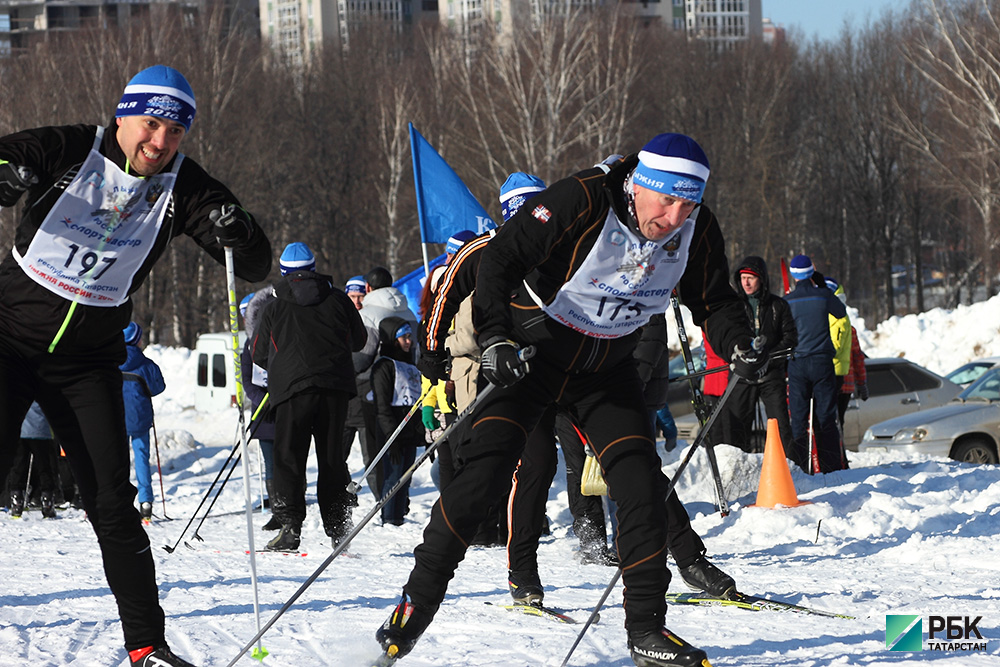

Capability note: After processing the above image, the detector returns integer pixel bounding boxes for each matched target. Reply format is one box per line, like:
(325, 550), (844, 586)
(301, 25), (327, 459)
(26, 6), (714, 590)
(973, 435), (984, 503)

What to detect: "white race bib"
(14, 127), (182, 307)
(526, 208), (696, 338)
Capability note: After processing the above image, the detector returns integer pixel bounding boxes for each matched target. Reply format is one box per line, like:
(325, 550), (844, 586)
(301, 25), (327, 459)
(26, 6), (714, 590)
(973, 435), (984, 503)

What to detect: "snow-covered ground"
(2, 296), (999, 666)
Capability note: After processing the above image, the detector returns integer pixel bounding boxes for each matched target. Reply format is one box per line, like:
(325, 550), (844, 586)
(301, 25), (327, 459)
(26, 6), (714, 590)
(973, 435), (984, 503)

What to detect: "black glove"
(731, 343), (768, 382)
(417, 349), (450, 383)
(857, 383), (869, 401)
(480, 337), (530, 388)
(210, 204), (253, 247)
(0, 161), (37, 207)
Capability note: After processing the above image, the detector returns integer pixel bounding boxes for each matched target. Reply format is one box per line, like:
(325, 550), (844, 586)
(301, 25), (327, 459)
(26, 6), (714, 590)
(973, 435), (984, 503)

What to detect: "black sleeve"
(773, 298), (798, 353)
(420, 237), (486, 353)
(251, 301), (275, 369)
(677, 207), (753, 361)
(371, 359), (397, 439)
(827, 292), (847, 319)
(174, 159), (272, 283)
(472, 173), (601, 346)
(634, 312), (667, 388)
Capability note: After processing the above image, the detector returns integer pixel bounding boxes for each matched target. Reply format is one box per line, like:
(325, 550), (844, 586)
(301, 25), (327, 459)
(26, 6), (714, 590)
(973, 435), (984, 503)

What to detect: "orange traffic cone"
(749, 418), (810, 509)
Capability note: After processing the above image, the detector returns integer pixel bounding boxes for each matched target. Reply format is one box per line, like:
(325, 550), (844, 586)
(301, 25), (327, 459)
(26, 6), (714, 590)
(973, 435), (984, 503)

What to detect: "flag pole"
(409, 122), (431, 276)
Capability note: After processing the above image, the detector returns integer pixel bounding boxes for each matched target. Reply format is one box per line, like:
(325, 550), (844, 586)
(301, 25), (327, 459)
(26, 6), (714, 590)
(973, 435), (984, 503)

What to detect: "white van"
(194, 331), (247, 412)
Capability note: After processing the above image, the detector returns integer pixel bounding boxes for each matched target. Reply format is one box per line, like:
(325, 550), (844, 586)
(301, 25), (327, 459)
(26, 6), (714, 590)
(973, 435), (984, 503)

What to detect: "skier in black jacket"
(251, 243), (366, 552)
(0, 65), (271, 667)
(377, 134), (765, 667)
(729, 256), (798, 455)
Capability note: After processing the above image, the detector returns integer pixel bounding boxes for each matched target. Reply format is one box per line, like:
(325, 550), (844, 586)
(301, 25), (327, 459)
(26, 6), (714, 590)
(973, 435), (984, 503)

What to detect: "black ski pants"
(404, 359), (672, 633)
(271, 388), (352, 535)
(0, 337), (165, 651)
(727, 375), (794, 456)
(506, 405), (607, 573)
(8, 437), (58, 496)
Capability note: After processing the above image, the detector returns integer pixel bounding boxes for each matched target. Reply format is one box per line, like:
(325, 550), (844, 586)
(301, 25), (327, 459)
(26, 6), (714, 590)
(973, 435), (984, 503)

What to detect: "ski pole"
(187, 400), (272, 543)
(346, 383), (432, 495)
(150, 412), (171, 520)
(225, 348), (534, 666)
(224, 244), (266, 661)
(561, 371), (741, 667)
(162, 412), (263, 554)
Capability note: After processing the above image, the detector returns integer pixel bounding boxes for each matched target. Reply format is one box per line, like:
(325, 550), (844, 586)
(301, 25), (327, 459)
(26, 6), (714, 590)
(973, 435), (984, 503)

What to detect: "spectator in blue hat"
(345, 275), (366, 310)
(785, 255), (848, 472)
(0, 64), (272, 667)
(119, 322), (166, 523)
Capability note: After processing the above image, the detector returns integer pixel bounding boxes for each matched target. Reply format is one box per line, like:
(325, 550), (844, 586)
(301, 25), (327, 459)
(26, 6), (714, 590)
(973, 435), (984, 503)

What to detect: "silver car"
(674, 357), (960, 450)
(858, 364), (1000, 465)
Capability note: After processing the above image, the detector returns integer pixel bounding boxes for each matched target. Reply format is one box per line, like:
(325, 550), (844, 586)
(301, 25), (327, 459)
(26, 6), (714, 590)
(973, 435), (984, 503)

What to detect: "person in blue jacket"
(120, 322), (165, 522)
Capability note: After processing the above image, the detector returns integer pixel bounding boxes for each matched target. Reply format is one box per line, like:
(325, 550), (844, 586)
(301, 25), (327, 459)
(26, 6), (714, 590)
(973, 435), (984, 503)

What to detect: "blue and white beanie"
(123, 322), (142, 345)
(345, 275), (366, 294)
(116, 65), (197, 131)
(239, 292), (254, 318)
(499, 172), (547, 222)
(279, 242), (316, 275)
(789, 254), (815, 281)
(446, 230), (478, 256)
(633, 133), (710, 203)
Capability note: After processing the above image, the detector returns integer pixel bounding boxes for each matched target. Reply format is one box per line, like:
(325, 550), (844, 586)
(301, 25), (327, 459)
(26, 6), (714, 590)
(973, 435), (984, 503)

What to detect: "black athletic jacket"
(0, 121), (271, 357)
(471, 154), (752, 374)
(251, 271), (366, 406)
(733, 255), (798, 381)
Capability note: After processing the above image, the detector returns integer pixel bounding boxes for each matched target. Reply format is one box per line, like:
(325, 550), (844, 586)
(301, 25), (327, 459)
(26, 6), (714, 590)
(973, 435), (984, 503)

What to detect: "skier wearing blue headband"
(0, 65), (272, 667)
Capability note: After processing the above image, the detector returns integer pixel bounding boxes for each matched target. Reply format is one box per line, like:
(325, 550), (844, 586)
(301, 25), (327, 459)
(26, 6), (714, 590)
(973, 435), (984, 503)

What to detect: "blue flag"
(394, 254), (447, 319)
(410, 123), (496, 244)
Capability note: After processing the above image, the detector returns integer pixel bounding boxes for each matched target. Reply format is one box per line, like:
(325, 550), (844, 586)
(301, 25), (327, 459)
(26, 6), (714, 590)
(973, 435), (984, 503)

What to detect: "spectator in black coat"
(371, 316), (424, 526)
(241, 290), (278, 530)
(251, 243), (366, 551)
(726, 256), (798, 454)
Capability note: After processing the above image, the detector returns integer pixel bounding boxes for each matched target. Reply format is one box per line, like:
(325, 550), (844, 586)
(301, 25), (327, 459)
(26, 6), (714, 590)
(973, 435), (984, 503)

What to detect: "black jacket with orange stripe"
(466, 154), (752, 375)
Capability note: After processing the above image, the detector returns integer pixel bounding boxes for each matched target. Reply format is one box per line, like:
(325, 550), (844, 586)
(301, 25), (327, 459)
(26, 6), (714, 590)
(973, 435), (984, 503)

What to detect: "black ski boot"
(9, 490), (24, 518)
(140, 502), (153, 523)
(262, 514), (282, 531)
(580, 543), (620, 567)
(130, 645), (197, 666)
(628, 627), (712, 667)
(508, 569), (544, 606)
(40, 492), (56, 519)
(679, 556), (736, 599)
(375, 591), (439, 661)
(266, 524), (301, 551)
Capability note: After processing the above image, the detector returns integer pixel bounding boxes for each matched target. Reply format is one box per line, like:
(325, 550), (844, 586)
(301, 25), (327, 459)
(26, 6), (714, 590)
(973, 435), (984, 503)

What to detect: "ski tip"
(251, 645), (269, 661)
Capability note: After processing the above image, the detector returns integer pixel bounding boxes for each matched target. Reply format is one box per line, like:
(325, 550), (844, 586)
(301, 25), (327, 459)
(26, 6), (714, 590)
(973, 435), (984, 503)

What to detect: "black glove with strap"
(857, 383), (870, 401)
(480, 337), (530, 388)
(417, 349), (450, 384)
(210, 204), (254, 247)
(0, 161), (37, 207)
(731, 337), (769, 382)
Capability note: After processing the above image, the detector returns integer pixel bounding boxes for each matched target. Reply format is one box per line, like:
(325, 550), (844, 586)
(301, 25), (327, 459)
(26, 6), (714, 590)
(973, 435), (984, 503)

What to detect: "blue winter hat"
(446, 230), (477, 255)
(634, 133), (710, 203)
(394, 322), (413, 339)
(345, 275), (366, 294)
(123, 322), (142, 345)
(279, 242), (316, 275)
(116, 65), (197, 131)
(239, 292), (254, 317)
(789, 254), (815, 281)
(499, 172), (547, 222)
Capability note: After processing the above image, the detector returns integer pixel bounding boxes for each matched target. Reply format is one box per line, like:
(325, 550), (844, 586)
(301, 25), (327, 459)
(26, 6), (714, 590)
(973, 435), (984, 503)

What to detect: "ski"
(370, 653), (399, 667)
(485, 601), (598, 625)
(665, 592), (854, 619)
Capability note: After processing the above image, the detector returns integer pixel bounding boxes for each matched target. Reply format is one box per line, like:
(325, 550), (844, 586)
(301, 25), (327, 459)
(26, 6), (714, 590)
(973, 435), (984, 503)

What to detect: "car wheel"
(951, 437), (999, 465)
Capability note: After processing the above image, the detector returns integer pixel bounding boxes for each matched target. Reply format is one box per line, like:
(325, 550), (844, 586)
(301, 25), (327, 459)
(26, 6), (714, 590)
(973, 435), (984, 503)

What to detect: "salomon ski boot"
(679, 556), (736, 599)
(129, 645), (198, 666)
(375, 591), (439, 661)
(508, 569), (544, 606)
(266, 523), (301, 551)
(628, 627), (712, 667)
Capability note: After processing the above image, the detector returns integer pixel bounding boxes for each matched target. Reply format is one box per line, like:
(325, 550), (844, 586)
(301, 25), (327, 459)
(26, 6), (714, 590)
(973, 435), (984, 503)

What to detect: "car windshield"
(946, 361), (994, 386)
(958, 367), (1000, 401)
(668, 347), (706, 377)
